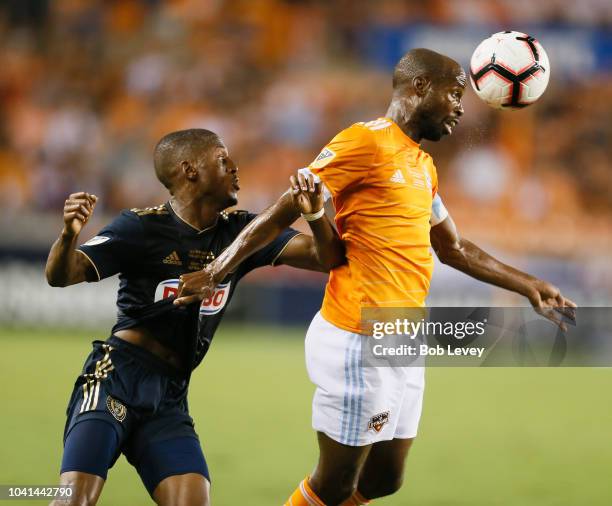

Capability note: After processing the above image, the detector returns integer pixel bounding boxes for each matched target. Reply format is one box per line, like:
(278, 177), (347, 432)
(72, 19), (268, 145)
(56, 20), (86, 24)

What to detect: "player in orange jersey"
(175, 49), (576, 506)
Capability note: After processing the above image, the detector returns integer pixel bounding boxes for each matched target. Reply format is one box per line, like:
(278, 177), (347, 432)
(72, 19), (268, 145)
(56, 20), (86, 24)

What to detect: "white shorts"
(305, 312), (425, 446)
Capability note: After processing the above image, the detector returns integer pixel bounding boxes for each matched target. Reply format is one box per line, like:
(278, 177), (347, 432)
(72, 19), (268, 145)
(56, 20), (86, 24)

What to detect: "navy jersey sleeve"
(77, 210), (144, 280)
(234, 212), (302, 275)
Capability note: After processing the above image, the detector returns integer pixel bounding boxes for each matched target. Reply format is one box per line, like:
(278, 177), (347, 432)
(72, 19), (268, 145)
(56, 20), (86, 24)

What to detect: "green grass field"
(1, 326), (611, 506)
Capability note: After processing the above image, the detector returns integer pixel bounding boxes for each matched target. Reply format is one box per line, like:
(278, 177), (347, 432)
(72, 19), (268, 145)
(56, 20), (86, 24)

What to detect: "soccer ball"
(469, 31), (550, 109)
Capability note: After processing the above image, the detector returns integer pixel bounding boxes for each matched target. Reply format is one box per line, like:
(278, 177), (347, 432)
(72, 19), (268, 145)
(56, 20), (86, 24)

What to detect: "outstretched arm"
(430, 212), (576, 329)
(213, 190), (300, 278)
(174, 172), (344, 306)
(45, 192), (98, 287)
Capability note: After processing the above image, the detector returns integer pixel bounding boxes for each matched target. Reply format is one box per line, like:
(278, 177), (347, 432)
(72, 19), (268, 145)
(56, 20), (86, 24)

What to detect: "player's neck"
(169, 195), (219, 231)
(386, 101), (422, 143)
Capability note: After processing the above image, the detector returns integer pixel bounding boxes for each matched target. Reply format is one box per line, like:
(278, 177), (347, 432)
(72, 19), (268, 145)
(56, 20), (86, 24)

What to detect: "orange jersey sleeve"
(308, 123), (376, 196)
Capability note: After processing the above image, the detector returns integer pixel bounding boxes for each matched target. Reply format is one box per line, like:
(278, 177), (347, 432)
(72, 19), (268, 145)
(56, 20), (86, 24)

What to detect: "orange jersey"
(309, 118), (438, 334)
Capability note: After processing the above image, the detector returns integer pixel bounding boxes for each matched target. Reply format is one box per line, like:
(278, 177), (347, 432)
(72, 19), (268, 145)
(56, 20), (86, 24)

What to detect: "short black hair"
(392, 48), (462, 90)
(153, 129), (222, 190)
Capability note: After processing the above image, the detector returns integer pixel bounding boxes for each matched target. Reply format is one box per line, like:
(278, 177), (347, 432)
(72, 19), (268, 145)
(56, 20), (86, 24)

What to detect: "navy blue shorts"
(61, 336), (209, 495)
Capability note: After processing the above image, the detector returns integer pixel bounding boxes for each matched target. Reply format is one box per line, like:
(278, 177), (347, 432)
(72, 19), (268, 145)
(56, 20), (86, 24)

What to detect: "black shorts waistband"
(106, 335), (187, 380)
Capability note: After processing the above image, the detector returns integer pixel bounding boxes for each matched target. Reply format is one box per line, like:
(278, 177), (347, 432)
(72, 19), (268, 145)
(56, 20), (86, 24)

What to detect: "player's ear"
(413, 75), (431, 97)
(180, 160), (198, 181)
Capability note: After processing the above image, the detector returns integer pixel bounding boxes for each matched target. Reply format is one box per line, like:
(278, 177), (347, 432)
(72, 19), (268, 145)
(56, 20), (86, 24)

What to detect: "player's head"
(154, 129), (240, 209)
(392, 48), (465, 141)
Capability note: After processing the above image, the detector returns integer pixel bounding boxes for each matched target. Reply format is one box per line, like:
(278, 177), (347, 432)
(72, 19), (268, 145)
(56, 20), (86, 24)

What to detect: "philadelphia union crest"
(106, 396), (127, 422)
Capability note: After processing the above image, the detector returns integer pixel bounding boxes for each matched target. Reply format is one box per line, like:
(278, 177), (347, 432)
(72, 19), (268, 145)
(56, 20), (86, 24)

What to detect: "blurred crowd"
(0, 0), (610, 258)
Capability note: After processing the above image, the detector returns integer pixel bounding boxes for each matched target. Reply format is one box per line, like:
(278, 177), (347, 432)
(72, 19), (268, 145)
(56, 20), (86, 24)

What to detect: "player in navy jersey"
(45, 128), (344, 506)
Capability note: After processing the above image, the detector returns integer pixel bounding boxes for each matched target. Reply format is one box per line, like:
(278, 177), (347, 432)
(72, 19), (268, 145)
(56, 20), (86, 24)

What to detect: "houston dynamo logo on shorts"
(154, 279), (231, 315)
(368, 411), (389, 433)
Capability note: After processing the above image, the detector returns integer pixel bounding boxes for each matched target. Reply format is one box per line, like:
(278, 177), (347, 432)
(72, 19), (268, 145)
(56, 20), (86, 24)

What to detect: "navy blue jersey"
(78, 202), (300, 372)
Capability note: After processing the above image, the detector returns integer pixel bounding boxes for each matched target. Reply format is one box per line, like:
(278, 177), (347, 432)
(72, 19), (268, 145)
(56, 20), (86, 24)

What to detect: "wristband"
(302, 208), (325, 222)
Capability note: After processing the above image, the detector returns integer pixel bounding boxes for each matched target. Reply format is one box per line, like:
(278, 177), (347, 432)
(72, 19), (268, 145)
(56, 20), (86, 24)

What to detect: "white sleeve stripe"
(76, 249), (101, 281)
(430, 194), (448, 226)
(270, 232), (305, 266)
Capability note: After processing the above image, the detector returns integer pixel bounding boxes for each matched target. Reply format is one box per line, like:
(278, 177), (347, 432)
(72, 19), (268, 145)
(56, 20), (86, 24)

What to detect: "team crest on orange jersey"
(311, 148), (336, 169)
(368, 411), (389, 433)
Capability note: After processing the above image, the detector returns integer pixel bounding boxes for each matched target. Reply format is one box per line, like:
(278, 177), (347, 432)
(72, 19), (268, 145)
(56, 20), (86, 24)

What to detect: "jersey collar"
(383, 117), (421, 148)
(166, 201), (219, 235)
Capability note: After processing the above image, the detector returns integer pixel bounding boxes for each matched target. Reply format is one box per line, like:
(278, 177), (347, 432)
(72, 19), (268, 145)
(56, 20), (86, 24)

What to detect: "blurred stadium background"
(0, 1), (610, 505)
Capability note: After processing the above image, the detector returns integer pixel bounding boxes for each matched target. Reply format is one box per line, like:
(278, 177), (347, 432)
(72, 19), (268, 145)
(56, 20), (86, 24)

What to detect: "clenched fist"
(290, 171), (324, 215)
(173, 268), (217, 306)
(63, 192), (97, 237)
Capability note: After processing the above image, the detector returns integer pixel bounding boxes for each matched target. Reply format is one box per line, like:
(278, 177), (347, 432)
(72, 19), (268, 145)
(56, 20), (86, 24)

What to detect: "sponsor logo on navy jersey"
(155, 279), (231, 315)
(155, 279), (181, 300)
(199, 282), (231, 315)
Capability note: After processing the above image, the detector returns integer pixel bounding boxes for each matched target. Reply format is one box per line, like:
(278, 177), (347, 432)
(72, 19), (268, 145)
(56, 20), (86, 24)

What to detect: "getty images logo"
(154, 279), (231, 315)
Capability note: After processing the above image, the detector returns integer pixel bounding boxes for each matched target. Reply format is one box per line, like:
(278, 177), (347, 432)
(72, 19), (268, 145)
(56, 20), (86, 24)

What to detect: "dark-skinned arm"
(45, 192), (98, 287)
(276, 171), (345, 272)
(273, 224), (342, 273)
(174, 173), (345, 306)
(430, 213), (576, 329)
(209, 190), (299, 280)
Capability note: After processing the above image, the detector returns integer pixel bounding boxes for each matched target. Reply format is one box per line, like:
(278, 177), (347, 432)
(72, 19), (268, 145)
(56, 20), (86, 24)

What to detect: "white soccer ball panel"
(472, 74), (513, 109)
(470, 31), (529, 73)
(518, 69), (549, 103)
(470, 37), (498, 74)
(491, 40), (534, 74)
